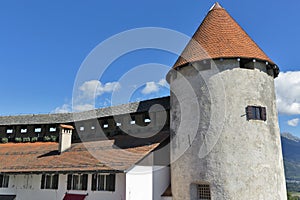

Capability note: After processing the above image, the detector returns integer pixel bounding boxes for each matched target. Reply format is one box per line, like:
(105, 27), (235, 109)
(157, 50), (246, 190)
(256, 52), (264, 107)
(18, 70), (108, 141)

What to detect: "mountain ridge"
(281, 132), (300, 192)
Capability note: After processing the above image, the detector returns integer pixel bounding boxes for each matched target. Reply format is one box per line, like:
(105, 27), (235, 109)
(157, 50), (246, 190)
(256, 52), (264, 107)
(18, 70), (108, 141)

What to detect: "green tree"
(288, 192), (300, 200)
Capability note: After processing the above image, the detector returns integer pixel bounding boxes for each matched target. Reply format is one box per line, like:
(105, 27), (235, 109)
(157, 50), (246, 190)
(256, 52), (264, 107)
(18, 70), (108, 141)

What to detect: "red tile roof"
(173, 2), (275, 68)
(0, 131), (169, 173)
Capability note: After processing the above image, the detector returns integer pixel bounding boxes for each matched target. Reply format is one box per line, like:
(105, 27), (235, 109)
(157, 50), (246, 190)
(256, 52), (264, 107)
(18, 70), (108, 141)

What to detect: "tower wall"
(169, 59), (286, 200)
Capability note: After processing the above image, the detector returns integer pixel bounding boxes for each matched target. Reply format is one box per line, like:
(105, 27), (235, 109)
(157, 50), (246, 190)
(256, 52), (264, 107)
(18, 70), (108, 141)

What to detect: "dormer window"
(103, 124), (108, 129)
(6, 128), (13, 134)
(21, 128), (27, 133)
(35, 128), (42, 133)
(130, 116), (136, 125)
(49, 127), (56, 132)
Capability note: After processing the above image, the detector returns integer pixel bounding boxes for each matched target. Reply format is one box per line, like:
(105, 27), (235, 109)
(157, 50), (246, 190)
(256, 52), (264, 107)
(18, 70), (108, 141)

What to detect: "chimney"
(59, 124), (74, 153)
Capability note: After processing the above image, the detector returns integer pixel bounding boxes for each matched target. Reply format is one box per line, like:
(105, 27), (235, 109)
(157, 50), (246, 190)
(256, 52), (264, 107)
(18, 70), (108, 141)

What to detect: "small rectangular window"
(103, 124), (109, 128)
(91, 126), (95, 130)
(116, 122), (122, 127)
(67, 174), (88, 191)
(144, 113), (151, 124)
(6, 129), (13, 134)
(35, 128), (42, 133)
(130, 116), (136, 125)
(49, 127), (56, 132)
(80, 127), (85, 131)
(144, 118), (151, 123)
(102, 120), (109, 129)
(197, 184), (211, 200)
(41, 174), (59, 190)
(21, 128), (27, 133)
(91, 173), (115, 192)
(0, 175), (9, 188)
(246, 106), (267, 121)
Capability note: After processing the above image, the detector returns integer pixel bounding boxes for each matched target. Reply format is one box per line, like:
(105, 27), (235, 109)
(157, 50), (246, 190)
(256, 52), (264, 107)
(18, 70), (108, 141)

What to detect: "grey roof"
(0, 97), (170, 126)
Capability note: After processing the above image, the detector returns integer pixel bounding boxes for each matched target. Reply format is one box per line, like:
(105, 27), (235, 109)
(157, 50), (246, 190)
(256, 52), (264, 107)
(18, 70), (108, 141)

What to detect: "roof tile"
(173, 3), (274, 68)
(0, 131), (169, 173)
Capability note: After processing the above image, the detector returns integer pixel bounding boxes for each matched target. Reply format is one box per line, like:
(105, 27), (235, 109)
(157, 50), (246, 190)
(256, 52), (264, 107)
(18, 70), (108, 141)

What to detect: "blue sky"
(0, 1), (299, 136)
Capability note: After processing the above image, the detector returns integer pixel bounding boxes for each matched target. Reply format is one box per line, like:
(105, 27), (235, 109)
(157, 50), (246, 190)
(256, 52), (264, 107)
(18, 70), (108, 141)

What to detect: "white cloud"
(142, 82), (159, 94)
(79, 80), (121, 100)
(275, 71), (300, 115)
(53, 104), (71, 113)
(141, 79), (169, 95)
(53, 80), (120, 113)
(158, 79), (168, 87)
(52, 103), (95, 113)
(287, 118), (300, 127)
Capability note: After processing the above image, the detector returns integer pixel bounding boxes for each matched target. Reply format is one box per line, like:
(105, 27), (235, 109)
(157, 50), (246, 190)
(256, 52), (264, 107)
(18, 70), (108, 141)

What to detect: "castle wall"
(169, 59), (287, 200)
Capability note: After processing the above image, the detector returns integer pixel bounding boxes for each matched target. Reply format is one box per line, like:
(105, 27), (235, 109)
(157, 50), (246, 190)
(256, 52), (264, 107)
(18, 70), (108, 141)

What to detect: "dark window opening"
(130, 116), (136, 125)
(239, 59), (254, 69)
(0, 175), (9, 188)
(246, 106), (267, 121)
(199, 60), (211, 71)
(41, 174), (59, 190)
(144, 113), (151, 124)
(91, 174), (115, 192)
(102, 120), (109, 129)
(67, 174), (88, 190)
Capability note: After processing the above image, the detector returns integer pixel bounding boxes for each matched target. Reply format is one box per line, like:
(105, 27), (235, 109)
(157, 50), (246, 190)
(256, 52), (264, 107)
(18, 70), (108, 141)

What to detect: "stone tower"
(167, 2), (287, 200)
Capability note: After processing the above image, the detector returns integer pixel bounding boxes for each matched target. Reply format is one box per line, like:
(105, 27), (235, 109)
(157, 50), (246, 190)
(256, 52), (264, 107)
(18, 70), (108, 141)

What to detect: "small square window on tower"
(246, 106), (267, 121)
(197, 184), (211, 200)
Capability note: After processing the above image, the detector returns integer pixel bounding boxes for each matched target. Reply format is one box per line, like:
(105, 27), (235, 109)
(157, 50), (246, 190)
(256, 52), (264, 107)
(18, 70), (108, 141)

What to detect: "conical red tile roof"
(173, 2), (275, 68)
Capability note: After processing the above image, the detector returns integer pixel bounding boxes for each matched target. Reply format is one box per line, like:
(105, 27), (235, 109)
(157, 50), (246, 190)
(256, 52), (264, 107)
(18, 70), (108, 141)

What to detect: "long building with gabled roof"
(0, 2), (286, 200)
